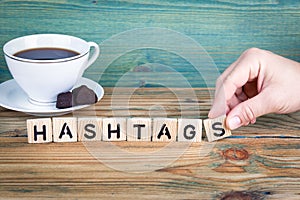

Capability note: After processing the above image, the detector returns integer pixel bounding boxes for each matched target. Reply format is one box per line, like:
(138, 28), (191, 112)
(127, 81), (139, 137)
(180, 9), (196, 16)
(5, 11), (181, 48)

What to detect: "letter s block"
(27, 118), (53, 143)
(204, 115), (231, 142)
(78, 118), (102, 141)
(177, 119), (202, 142)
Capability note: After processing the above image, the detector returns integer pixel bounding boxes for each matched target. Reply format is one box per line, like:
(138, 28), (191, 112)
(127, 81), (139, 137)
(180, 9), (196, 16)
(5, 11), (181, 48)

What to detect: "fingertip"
(208, 106), (226, 119)
(226, 115), (242, 130)
(250, 118), (257, 124)
(208, 110), (215, 119)
(208, 102), (217, 118)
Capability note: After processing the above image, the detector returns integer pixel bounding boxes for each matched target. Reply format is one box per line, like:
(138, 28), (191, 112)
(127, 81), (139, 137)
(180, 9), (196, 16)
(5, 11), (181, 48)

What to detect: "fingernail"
(228, 116), (242, 130)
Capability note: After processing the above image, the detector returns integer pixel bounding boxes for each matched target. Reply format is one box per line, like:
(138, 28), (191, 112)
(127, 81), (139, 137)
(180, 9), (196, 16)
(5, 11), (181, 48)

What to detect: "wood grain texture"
(0, 87), (299, 199)
(0, 0), (299, 87)
(0, 137), (299, 199)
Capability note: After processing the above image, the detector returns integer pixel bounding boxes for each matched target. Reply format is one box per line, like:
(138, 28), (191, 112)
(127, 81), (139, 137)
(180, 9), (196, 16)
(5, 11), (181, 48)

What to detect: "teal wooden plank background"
(0, 0), (299, 87)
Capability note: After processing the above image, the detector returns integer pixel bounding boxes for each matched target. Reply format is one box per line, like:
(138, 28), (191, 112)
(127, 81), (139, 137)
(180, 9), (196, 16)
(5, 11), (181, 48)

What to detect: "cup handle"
(84, 41), (100, 70)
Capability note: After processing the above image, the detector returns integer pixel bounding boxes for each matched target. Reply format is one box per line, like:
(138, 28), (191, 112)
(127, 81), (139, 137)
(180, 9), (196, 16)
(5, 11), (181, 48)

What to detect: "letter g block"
(177, 118), (202, 142)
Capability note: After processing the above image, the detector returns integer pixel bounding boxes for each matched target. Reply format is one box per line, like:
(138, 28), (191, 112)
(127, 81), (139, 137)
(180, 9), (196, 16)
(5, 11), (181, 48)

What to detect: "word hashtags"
(27, 116), (231, 144)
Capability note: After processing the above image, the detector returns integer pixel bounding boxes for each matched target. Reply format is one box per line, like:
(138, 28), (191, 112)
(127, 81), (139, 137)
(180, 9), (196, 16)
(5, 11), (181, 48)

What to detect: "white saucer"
(0, 77), (104, 116)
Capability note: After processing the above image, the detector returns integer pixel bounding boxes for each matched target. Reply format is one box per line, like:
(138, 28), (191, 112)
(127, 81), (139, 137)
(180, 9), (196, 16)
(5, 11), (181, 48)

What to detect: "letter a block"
(27, 118), (53, 143)
(102, 118), (127, 141)
(78, 118), (102, 141)
(177, 119), (202, 142)
(152, 118), (177, 142)
(53, 117), (78, 142)
(204, 115), (231, 142)
(127, 118), (152, 141)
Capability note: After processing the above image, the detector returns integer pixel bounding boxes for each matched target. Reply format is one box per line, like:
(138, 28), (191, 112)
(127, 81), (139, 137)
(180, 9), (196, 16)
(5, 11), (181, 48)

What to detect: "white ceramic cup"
(3, 34), (100, 105)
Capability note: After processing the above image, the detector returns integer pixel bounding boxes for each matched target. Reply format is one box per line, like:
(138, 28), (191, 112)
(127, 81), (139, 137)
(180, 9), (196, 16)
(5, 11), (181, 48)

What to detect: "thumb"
(226, 92), (273, 130)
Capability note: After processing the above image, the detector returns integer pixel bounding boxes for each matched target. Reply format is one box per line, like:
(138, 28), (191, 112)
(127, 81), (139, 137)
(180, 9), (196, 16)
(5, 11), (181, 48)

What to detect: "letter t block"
(27, 118), (53, 143)
(127, 118), (151, 141)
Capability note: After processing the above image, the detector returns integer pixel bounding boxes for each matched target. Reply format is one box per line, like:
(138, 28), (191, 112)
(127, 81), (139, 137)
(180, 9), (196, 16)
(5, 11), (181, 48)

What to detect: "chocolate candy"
(56, 85), (98, 109)
(72, 85), (98, 106)
(56, 92), (72, 109)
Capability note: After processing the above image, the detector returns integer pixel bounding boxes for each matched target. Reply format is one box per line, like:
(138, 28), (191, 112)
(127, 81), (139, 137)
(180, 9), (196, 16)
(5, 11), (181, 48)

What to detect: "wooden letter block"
(27, 118), (53, 143)
(127, 118), (151, 141)
(78, 118), (102, 141)
(102, 118), (127, 141)
(177, 118), (202, 142)
(53, 117), (77, 142)
(152, 118), (177, 142)
(204, 115), (231, 142)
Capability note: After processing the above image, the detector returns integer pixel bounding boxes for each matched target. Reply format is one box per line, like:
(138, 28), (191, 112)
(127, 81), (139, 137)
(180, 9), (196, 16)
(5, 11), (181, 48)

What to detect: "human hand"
(208, 48), (300, 130)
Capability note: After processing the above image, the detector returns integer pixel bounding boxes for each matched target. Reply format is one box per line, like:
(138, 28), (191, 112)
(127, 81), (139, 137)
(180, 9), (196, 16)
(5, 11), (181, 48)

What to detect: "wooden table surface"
(0, 87), (299, 199)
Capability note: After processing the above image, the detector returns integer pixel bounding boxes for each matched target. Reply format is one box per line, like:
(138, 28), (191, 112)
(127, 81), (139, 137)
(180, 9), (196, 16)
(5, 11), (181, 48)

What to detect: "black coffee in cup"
(13, 47), (80, 60)
(4, 34), (100, 104)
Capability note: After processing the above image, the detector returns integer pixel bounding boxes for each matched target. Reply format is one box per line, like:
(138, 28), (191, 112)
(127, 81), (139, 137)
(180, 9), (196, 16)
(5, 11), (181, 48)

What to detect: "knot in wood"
(223, 148), (249, 161)
(219, 191), (265, 200)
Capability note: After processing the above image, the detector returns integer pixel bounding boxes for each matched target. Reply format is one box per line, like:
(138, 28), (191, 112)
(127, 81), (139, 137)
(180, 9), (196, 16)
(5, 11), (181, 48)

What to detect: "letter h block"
(204, 115), (231, 142)
(102, 118), (127, 141)
(27, 118), (53, 143)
